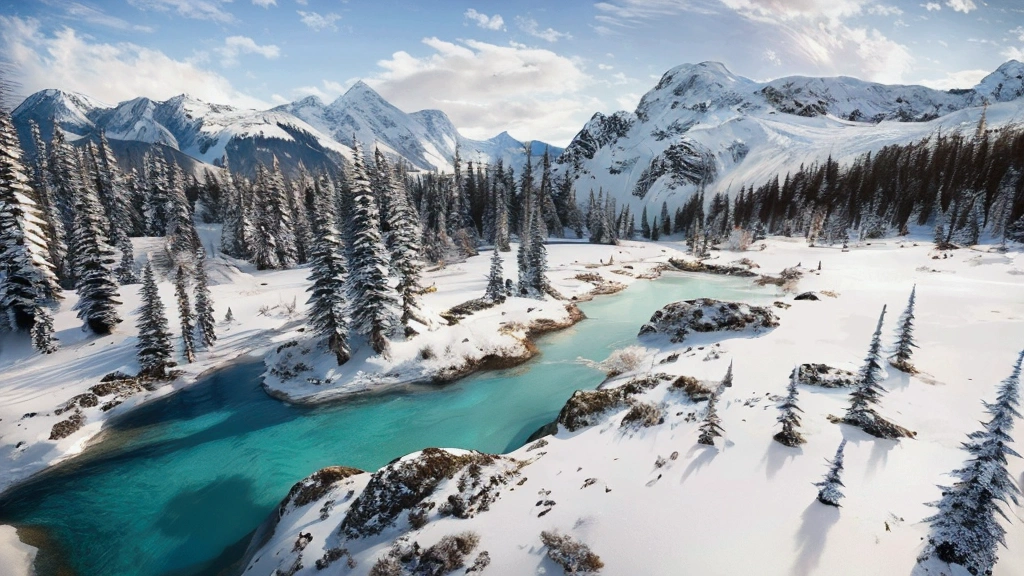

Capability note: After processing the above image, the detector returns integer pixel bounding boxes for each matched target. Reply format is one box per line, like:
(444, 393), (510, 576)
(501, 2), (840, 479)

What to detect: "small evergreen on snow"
(843, 305), (912, 438)
(890, 285), (917, 373)
(774, 368), (805, 447)
(30, 302), (58, 354)
(485, 249), (505, 303)
(815, 439), (847, 507)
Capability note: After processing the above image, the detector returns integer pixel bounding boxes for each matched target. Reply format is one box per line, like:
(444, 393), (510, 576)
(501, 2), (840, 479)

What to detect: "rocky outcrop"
(667, 258), (758, 277)
(638, 299), (779, 343)
(796, 364), (857, 388)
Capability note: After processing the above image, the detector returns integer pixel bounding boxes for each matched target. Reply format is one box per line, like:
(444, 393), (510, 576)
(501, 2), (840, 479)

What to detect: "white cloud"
(464, 9), (504, 30)
(1003, 46), (1024, 62)
(63, 2), (155, 32)
(763, 48), (782, 65)
(868, 4), (903, 16)
(217, 35), (280, 66)
(945, 0), (976, 13)
(252, 0), (276, 7)
(126, 0), (233, 23)
(0, 17), (269, 109)
(364, 37), (595, 144)
(916, 68), (989, 90)
(515, 16), (571, 42)
(598, 63), (614, 70)
(921, 2), (941, 10)
(298, 11), (341, 31)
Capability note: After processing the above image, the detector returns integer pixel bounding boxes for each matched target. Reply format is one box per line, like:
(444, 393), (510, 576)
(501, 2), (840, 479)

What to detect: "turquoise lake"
(0, 273), (768, 576)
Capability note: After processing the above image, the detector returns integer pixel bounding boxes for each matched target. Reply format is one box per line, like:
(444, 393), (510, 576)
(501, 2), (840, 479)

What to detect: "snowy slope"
(246, 237), (1024, 576)
(558, 60), (1024, 215)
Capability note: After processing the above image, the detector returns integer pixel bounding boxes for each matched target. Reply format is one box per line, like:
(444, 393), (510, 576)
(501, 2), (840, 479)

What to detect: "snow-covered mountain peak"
(974, 59), (1024, 103)
(11, 89), (104, 140)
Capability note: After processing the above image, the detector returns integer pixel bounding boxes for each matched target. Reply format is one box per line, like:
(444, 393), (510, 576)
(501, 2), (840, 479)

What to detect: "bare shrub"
(599, 345), (648, 377)
(540, 531), (604, 574)
(724, 228), (753, 251)
(416, 532), (480, 575)
(369, 557), (404, 576)
(419, 346), (436, 360)
(620, 401), (665, 429)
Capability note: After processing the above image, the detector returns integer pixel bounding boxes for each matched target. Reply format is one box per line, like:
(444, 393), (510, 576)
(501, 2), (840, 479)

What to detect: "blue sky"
(2, 0), (1023, 144)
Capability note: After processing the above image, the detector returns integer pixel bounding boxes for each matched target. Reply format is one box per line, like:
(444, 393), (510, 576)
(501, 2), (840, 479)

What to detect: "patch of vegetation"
(280, 466), (364, 513)
(540, 531), (604, 574)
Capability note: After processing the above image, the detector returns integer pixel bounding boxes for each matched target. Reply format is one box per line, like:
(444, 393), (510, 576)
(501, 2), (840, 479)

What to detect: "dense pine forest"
(4, 71), (1024, 370)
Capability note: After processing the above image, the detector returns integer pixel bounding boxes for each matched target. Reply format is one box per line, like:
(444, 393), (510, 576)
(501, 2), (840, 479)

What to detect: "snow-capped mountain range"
(558, 60), (1024, 213)
(11, 82), (562, 177)
(10, 61), (1024, 200)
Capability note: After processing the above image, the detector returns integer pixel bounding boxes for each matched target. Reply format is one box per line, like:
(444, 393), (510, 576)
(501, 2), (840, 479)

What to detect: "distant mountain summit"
(557, 60), (1024, 213)
(12, 82), (561, 177)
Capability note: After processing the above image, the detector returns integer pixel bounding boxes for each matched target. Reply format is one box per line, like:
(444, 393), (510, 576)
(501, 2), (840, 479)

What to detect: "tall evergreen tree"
(115, 237), (138, 285)
(92, 132), (134, 247)
(346, 143), (399, 357)
(27, 120), (67, 283)
(774, 368), (805, 446)
(494, 176), (511, 252)
(815, 439), (847, 506)
(219, 162), (246, 258)
(174, 265), (196, 363)
(526, 201), (549, 296)
(922, 351), (1022, 576)
(70, 184), (122, 334)
(46, 128), (81, 284)
(661, 201), (671, 236)
(890, 285), (918, 373)
(193, 247), (216, 348)
(306, 185), (351, 366)
(136, 262), (174, 377)
(641, 206), (651, 239)
(250, 164), (281, 270)
(376, 149), (425, 334)
(0, 102), (62, 331)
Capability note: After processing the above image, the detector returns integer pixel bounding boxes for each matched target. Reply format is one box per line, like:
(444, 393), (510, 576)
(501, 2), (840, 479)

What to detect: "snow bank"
(0, 525), (36, 576)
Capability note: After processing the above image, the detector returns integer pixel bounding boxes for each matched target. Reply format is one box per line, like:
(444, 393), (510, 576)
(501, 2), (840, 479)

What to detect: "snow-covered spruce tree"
(650, 217), (660, 241)
(136, 263), (175, 377)
(250, 164), (281, 270)
(31, 302), (58, 353)
(115, 237), (138, 285)
(920, 350), (1022, 576)
(641, 206), (651, 239)
(27, 120), (67, 284)
(174, 266), (196, 364)
(815, 439), (847, 506)
(143, 152), (171, 236)
(193, 247), (216, 348)
(774, 368), (805, 447)
(720, 360), (734, 390)
(92, 132), (135, 248)
(166, 168), (199, 261)
(843, 305), (910, 438)
(526, 202), (549, 297)
(219, 161), (247, 258)
(305, 181), (351, 366)
(890, 285), (918, 373)
(0, 104), (62, 330)
(346, 143), (399, 357)
(485, 248), (505, 303)
(494, 178), (511, 252)
(697, 389), (724, 446)
(516, 215), (533, 297)
(71, 184), (123, 334)
(375, 149), (425, 335)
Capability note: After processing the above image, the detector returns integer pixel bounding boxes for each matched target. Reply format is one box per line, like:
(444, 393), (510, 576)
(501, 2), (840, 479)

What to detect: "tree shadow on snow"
(761, 441), (802, 480)
(865, 438), (899, 479)
(791, 502), (840, 576)
(680, 444), (719, 483)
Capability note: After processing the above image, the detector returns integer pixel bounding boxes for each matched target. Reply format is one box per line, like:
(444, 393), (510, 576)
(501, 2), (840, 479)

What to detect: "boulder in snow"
(638, 299), (779, 343)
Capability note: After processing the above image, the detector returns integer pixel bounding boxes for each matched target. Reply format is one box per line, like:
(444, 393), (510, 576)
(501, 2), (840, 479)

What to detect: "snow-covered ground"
(247, 235), (1024, 576)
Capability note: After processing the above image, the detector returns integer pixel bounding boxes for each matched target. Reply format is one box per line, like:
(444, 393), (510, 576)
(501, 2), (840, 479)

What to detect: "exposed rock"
(540, 531), (604, 575)
(49, 411), (85, 440)
(670, 375), (715, 402)
(557, 375), (666, 432)
(440, 298), (497, 325)
(796, 364), (858, 388)
(54, 393), (99, 415)
(667, 258), (758, 277)
(279, 466), (365, 514)
(340, 449), (504, 538)
(794, 291), (819, 301)
(638, 298), (779, 343)
(619, 401), (665, 429)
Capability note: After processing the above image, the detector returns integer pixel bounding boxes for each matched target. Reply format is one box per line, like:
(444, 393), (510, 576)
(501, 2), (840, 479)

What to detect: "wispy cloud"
(126, 0), (233, 23)
(0, 16), (268, 108)
(921, 2), (941, 10)
(464, 9), (504, 31)
(252, 0), (276, 7)
(55, 1), (155, 32)
(945, 0), (976, 14)
(515, 16), (571, 42)
(364, 37), (596, 144)
(217, 35), (281, 66)
(297, 11), (341, 32)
